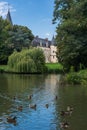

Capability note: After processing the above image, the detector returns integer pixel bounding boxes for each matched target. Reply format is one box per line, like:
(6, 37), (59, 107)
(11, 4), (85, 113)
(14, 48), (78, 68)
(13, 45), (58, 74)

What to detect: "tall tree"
(0, 17), (34, 64)
(53, 0), (87, 71)
(9, 25), (34, 51)
(0, 17), (13, 64)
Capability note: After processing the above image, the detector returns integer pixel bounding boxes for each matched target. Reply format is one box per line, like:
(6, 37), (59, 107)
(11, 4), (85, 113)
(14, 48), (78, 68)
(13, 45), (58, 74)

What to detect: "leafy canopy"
(0, 16), (34, 64)
(53, 0), (87, 71)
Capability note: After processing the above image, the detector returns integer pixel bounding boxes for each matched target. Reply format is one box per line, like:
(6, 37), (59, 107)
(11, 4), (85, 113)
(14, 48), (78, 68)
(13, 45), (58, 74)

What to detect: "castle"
(32, 36), (58, 63)
(6, 9), (58, 63)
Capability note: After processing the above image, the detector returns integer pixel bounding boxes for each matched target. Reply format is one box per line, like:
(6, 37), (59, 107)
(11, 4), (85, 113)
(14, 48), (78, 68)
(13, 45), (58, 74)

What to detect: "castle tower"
(51, 35), (55, 45)
(6, 9), (13, 25)
(50, 35), (58, 63)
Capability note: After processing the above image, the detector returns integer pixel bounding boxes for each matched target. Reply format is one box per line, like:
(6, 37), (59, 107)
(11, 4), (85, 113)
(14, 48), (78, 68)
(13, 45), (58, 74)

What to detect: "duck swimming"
(55, 95), (58, 100)
(67, 106), (73, 112)
(28, 94), (33, 100)
(60, 110), (71, 116)
(17, 105), (23, 111)
(60, 121), (69, 129)
(29, 104), (37, 110)
(7, 116), (17, 125)
(45, 104), (49, 108)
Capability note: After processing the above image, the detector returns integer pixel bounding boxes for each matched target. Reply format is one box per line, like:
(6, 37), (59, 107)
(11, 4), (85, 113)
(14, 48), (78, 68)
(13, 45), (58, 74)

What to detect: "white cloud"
(45, 33), (52, 40)
(46, 33), (50, 36)
(0, 1), (16, 18)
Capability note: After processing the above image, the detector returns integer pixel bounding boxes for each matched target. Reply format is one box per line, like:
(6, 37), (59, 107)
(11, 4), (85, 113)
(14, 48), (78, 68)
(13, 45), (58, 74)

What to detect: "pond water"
(0, 74), (87, 130)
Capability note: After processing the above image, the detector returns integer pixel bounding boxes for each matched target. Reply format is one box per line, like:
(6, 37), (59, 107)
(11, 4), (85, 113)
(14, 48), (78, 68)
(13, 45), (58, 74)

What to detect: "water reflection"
(0, 74), (60, 130)
(0, 74), (87, 130)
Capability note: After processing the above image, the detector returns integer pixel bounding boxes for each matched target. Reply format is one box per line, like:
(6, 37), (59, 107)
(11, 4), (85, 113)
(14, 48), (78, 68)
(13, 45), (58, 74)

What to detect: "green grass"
(45, 63), (63, 73)
(0, 65), (8, 73)
(0, 65), (7, 70)
(46, 63), (63, 69)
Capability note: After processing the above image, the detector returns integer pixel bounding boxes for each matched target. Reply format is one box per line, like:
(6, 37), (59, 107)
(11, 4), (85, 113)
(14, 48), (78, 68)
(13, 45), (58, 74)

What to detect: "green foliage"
(0, 17), (13, 64)
(27, 48), (45, 72)
(16, 58), (36, 73)
(66, 72), (82, 84)
(65, 69), (87, 85)
(0, 16), (34, 64)
(0, 65), (7, 73)
(53, 0), (87, 71)
(9, 25), (34, 51)
(70, 66), (75, 72)
(8, 48), (46, 73)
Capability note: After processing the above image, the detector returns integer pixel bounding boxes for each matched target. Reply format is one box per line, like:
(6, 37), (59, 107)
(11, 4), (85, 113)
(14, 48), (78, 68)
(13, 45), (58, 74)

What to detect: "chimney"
(45, 38), (48, 41)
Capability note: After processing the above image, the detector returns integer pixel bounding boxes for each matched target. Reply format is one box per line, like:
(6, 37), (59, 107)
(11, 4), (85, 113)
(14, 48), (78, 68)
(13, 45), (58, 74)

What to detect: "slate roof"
(32, 36), (54, 48)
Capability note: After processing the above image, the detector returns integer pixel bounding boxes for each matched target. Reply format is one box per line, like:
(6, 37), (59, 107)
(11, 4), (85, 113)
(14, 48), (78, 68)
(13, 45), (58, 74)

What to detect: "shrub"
(66, 72), (82, 84)
(65, 69), (87, 85)
(16, 58), (36, 73)
(7, 48), (46, 73)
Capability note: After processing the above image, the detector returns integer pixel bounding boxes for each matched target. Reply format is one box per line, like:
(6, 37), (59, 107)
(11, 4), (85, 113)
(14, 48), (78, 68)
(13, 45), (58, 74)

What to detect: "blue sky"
(0, 0), (56, 40)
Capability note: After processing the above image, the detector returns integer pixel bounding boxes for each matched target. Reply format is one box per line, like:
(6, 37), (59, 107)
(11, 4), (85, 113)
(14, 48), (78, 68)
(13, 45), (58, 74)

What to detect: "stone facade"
(50, 45), (58, 63)
(32, 36), (58, 63)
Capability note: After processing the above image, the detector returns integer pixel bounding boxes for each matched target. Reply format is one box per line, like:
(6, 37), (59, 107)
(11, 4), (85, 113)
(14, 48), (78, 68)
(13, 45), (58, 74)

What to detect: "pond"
(0, 74), (87, 130)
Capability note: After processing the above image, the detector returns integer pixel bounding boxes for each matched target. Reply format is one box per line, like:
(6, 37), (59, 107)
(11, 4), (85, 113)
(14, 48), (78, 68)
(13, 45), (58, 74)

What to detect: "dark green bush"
(66, 69), (87, 85)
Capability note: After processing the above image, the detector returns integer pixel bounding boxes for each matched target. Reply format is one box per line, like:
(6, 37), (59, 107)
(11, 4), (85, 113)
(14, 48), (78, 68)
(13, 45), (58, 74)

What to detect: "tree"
(9, 25), (34, 51)
(53, 0), (87, 71)
(0, 17), (34, 64)
(8, 48), (46, 73)
(0, 17), (13, 64)
(26, 48), (46, 72)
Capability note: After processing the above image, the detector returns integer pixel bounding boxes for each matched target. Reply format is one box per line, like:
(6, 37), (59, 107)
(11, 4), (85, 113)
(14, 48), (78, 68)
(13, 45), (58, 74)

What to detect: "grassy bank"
(0, 63), (63, 74)
(0, 65), (7, 72)
(45, 63), (63, 73)
(1, 64), (87, 85)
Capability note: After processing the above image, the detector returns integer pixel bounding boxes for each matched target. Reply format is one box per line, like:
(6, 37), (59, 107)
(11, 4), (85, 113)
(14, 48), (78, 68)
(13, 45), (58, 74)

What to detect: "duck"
(60, 121), (69, 129)
(60, 110), (71, 116)
(55, 95), (58, 100)
(28, 95), (33, 100)
(7, 116), (17, 124)
(60, 110), (66, 116)
(17, 105), (23, 111)
(13, 96), (16, 100)
(67, 106), (73, 112)
(29, 104), (37, 110)
(45, 104), (49, 108)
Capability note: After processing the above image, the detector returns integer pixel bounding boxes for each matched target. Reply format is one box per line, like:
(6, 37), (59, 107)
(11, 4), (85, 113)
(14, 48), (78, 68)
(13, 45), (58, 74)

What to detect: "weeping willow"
(16, 58), (36, 73)
(7, 48), (45, 73)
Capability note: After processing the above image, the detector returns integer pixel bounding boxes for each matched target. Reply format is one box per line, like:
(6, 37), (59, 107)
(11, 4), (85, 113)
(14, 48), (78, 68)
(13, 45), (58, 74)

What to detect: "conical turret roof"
(6, 9), (13, 25)
(51, 35), (55, 45)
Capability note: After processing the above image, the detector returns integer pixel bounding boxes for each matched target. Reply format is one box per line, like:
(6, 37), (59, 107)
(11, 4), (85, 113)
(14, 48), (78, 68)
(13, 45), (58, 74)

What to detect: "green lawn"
(46, 63), (63, 69)
(45, 63), (63, 73)
(0, 65), (7, 70)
